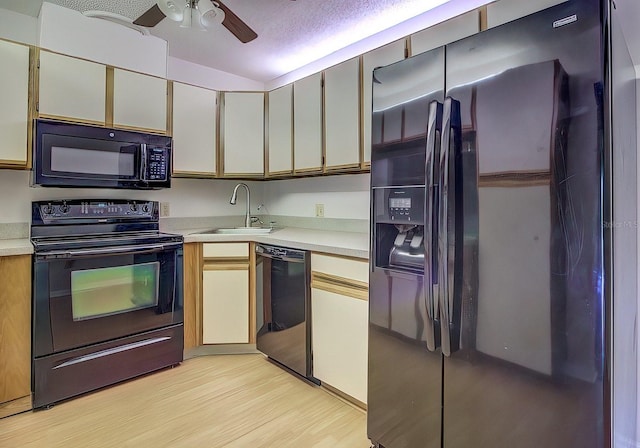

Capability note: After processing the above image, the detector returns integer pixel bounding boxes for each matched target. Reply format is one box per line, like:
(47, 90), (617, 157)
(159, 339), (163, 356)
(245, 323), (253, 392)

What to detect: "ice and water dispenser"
(373, 187), (426, 274)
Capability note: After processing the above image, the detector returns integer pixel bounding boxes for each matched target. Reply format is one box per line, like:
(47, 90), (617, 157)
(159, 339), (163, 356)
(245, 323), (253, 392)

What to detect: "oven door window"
(35, 247), (181, 354)
(71, 262), (160, 321)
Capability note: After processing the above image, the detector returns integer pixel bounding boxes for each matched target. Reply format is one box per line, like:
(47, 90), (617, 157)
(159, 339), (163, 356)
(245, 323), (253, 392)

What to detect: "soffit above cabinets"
(1, 0), (494, 83)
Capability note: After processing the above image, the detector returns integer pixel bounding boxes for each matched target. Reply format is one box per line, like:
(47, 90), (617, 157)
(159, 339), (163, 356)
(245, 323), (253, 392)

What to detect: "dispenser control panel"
(389, 197), (412, 218)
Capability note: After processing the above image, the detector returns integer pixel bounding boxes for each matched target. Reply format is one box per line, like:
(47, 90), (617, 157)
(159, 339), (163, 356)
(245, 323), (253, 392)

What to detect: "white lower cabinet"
(311, 253), (369, 404)
(312, 287), (368, 404)
(201, 243), (250, 344)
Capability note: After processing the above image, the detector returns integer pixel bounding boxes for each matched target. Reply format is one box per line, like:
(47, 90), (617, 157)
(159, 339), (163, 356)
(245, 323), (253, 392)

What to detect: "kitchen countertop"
(0, 227), (370, 259)
(0, 239), (34, 256)
(182, 227), (369, 259)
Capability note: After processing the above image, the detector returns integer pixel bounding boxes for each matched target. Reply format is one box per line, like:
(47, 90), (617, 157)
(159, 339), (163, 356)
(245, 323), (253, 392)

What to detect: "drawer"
(203, 243), (249, 259)
(311, 253), (369, 284)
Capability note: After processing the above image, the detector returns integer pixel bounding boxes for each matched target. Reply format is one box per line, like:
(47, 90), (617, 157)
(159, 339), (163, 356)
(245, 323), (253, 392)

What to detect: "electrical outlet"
(315, 203), (325, 218)
(160, 202), (171, 217)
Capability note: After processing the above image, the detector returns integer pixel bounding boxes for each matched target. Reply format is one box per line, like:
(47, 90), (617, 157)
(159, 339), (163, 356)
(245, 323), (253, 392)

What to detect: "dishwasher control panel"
(256, 244), (307, 261)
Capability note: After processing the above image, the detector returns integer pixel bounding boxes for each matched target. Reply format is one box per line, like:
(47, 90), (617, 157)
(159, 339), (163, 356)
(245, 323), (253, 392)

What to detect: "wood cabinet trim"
(312, 271), (368, 291)
(108, 124), (168, 135)
(0, 395), (32, 419)
(36, 114), (105, 127)
(27, 46), (38, 169)
(321, 383), (367, 411)
(0, 255), (32, 410)
(311, 278), (368, 301)
(358, 54), (365, 168)
(203, 262), (249, 271)
(105, 66), (114, 127)
(166, 80), (173, 137)
(183, 243), (201, 351)
(249, 242), (257, 344)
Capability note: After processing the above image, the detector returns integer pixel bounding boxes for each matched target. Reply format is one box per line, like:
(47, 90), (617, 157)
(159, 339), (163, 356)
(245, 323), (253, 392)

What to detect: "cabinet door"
(38, 50), (106, 124)
(487, 0), (567, 28)
(293, 73), (323, 173)
(311, 288), (368, 404)
(0, 40), (29, 166)
(0, 255), (32, 418)
(172, 82), (217, 175)
(113, 68), (167, 133)
(222, 92), (264, 176)
(410, 10), (479, 56)
(362, 40), (406, 165)
(267, 84), (293, 175)
(202, 268), (249, 344)
(324, 58), (361, 171)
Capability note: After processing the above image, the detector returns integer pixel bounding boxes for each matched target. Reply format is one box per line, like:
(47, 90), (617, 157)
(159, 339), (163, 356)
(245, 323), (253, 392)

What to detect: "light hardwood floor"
(0, 355), (370, 448)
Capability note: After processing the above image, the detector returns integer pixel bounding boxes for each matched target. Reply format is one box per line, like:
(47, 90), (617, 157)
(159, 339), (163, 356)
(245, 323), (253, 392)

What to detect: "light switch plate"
(315, 203), (324, 217)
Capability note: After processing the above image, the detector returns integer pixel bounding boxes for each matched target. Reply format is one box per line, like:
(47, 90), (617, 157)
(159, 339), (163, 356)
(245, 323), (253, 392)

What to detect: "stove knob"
(141, 204), (150, 213)
(42, 204), (54, 215)
(130, 203), (138, 212)
(59, 204), (70, 214)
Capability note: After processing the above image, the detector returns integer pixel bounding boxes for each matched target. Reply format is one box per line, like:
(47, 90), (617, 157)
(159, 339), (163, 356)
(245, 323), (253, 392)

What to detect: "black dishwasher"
(255, 244), (318, 383)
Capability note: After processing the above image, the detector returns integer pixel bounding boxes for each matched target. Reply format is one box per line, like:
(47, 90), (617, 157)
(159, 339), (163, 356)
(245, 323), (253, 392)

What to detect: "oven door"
(33, 241), (183, 357)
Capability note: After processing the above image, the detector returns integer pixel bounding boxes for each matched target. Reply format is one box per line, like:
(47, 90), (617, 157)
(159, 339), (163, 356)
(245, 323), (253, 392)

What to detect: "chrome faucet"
(230, 183), (251, 228)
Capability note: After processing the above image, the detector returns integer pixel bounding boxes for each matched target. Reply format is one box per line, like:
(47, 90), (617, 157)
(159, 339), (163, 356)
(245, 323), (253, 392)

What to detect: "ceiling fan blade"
(216, 0), (258, 43)
(133, 4), (166, 27)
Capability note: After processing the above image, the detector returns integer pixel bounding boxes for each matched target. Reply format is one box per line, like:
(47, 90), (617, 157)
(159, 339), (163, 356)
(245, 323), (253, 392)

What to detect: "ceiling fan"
(133, 0), (258, 43)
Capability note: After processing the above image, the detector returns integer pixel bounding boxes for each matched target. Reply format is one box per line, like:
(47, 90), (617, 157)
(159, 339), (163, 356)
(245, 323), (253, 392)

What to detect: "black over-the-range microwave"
(32, 119), (172, 189)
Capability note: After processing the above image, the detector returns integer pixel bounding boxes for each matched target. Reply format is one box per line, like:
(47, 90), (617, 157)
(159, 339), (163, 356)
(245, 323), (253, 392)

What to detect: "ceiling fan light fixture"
(179, 2), (192, 27)
(157, 0), (185, 22)
(198, 1), (225, 27)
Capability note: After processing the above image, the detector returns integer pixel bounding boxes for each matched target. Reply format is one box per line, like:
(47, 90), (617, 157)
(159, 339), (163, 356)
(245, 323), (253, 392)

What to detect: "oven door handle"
(37, 242), (182, 259)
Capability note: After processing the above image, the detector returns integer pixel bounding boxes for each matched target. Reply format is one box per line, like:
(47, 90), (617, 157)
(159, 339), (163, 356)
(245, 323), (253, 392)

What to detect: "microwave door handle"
(438, 97), (462, 357)
(424, 99), (442, 353)
(140, 144), (148, 181)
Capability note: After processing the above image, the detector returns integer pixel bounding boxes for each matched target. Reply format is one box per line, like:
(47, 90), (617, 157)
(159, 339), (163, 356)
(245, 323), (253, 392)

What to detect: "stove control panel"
(33, 199), (158, 223)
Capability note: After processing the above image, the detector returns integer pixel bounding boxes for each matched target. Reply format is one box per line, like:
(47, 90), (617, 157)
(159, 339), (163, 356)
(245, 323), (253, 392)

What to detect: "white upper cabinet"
(362, 39), (406, 165)
(38, 50), (106, 124)
(222, 92), (264, 176)
(293, 72), (323, 173)
(410, 10), (480, 56)
(113, 68), (167, 133)
(324, 57), (361, 170)
(172, 82), (217, 175)
(0, 40), (29, 165)
(487, 0), (568, 28)
(267, 84), (293, 175)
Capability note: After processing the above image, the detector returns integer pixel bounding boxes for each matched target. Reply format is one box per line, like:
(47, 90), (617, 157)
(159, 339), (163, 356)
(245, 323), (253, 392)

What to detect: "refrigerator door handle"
(438, 96), (461, 357)
(425, 99), (442, 352)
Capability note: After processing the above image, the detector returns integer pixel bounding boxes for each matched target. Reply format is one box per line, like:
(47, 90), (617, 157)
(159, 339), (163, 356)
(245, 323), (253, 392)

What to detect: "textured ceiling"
(4, 0), (640, 82)
(1, 0), (464, 82)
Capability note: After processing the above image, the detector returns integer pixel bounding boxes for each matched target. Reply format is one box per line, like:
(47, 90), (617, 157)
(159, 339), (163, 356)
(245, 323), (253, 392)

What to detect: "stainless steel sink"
(196, 227), (273, 235)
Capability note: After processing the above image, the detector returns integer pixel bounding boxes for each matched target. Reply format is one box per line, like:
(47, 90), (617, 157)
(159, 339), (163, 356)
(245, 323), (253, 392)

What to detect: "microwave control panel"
(147, 148), (168, 181)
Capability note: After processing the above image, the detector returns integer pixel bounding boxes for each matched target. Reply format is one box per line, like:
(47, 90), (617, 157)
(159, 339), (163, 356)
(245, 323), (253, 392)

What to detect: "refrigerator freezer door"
(442, 1), (605, 447)
(368, 47), (445, 448)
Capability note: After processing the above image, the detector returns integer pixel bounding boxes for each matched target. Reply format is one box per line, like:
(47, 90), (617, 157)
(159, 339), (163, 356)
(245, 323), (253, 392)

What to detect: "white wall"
(168, 57), (264, 91)
(0, 170), (264, 223)
(263, 173), (370, 220)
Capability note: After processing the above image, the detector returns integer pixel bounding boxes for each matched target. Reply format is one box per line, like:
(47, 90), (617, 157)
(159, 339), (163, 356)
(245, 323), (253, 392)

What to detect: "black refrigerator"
(368, 0), (637, 447)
